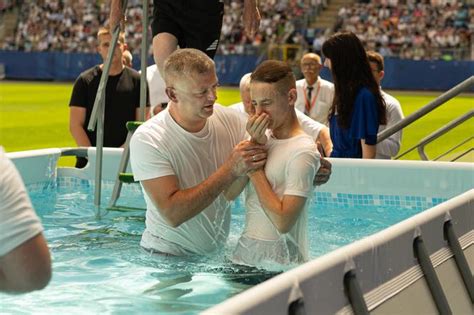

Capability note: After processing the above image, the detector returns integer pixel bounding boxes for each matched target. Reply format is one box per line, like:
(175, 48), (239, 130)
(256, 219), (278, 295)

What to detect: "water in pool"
(0, 178), (446, 314)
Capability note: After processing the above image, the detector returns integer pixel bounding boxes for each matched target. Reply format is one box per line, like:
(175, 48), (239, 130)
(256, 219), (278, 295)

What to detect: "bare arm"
(223, 175), (249, 201)
(314, 156), (331, 186)
(0, 233), (51, 293)
(361, 139), (376, 159)
(141, 141), (266, 227)
(109, 0), (124, 31)
(69, 106), (91, 147)
(243, 0), (261, 37)
(224, 113), (269, 201)
(317, 126), (333, 157)
(248, 170), (308, 234)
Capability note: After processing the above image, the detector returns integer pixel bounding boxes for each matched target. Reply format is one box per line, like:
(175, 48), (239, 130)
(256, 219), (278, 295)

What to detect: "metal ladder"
(87, 0), (150, 213)
(108, 121), (144, 210)
(377, 76), (473, 161)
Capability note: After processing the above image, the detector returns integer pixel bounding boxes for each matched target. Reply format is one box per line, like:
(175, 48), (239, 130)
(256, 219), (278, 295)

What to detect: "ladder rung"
(126, 121), (143, 132)
(119, 172), (137, 183)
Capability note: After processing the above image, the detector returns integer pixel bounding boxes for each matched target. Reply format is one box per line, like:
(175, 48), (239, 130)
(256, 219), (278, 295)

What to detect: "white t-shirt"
(130, 105), (246, 255)
(232, 134), (319, 268)
(228, 102), (325, 141)
(0, 147), (43, 257)
(376, 90), (404, 159)
(295, 77), (334, 125)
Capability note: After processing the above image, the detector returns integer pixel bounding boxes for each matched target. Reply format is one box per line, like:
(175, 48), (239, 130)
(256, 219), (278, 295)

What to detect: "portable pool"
(3, 148), (473, 314)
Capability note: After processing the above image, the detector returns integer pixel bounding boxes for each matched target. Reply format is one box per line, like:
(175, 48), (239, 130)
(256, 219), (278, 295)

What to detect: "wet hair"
(322, 32), (386, 128)
(250, 60), (296, 94)
(367, 50), (384, 72)
(163, 48), (215, 85)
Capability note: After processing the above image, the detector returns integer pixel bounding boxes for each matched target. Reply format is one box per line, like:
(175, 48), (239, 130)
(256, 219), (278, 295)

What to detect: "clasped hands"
(230, 113), (269, 176)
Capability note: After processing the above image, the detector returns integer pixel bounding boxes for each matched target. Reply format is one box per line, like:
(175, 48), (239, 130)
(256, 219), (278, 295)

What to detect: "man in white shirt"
(0, 148), (51, 292)
(231, 73), (333, 156)
(367, 51), (405, 159)
(295, 53), (334, 126)
(130, 49), (267, 256)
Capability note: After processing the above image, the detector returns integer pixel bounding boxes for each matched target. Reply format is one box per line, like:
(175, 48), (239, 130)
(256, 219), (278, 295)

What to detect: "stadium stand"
(0, 0), (324, 56)
(0, 0), (471, 61)
(335, 0), (472, 60)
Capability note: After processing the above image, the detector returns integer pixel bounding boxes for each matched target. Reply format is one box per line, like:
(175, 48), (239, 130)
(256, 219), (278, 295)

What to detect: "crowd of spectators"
(0, 0), (471, 61)
(0, 0), (17, 12)
(1, 0), (149, 54)
(218, 0), (324, 55)
(335, 0), (472, 60)
(1, 0), (321, 56)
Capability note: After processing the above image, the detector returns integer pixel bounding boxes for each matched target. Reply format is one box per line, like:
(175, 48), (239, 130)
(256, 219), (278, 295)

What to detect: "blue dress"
(330, 87), (380, 158)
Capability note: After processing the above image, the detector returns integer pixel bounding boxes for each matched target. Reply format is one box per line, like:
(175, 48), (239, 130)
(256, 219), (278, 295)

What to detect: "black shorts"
(152, 0), (224, 59)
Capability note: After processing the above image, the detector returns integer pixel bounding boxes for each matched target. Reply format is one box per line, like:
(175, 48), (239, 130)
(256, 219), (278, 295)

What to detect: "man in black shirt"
(69, 26), (148, 168)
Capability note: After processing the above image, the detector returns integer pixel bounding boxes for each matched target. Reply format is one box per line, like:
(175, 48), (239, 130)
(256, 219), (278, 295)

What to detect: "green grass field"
(0, 81), (472, 166)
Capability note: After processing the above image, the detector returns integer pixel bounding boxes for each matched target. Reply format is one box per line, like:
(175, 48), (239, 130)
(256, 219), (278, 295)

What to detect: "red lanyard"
(303, 80), (321, 115)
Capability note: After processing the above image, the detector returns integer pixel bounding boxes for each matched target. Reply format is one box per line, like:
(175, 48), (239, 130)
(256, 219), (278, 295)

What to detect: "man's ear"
(288, 88), (297, 105)
(379, 70), (385, 82)
(166, 87), (178, 102)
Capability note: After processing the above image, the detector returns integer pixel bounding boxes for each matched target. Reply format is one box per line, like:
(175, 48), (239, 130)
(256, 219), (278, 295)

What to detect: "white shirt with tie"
(295, 77), (334, 126)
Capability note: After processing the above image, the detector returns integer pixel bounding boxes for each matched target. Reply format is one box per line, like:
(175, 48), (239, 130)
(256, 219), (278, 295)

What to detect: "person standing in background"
(295, 53), (334, 126)
(366, 50), (404, 159)
(69, 26), (148, 168)
(322, 32), (387, 159)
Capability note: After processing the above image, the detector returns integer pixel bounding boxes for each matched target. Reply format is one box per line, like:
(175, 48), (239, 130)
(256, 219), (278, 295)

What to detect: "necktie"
(305, 86), (314, 115)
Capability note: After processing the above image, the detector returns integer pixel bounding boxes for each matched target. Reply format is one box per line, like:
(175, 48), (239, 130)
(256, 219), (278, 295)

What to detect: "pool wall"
(7, 148), (474, 314)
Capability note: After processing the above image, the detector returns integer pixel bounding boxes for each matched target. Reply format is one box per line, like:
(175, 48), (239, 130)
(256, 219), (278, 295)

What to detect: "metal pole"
(444, 221), (474, 302)
(378, 76), (474, 143)
(94, 99), (104, 215)
(88, 0), (129, 212)
(417, 110), (474, 160)
(344, 269), (370, 315)
(139, 0), (149, 121)
(413, 236), (452, 314)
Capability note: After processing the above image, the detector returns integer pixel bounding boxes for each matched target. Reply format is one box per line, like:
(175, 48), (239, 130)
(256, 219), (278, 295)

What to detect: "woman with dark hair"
(322, 32), (386, 158)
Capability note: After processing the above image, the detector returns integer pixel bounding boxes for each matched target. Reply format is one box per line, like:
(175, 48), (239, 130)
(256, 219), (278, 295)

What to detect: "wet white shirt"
(130, 105), (246, 255)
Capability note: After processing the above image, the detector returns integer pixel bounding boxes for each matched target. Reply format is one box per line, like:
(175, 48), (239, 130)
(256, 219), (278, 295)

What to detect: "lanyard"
(303, 80), (321, 115)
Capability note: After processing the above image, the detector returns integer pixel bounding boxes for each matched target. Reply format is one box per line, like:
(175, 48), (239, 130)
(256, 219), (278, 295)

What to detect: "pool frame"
(8, 147), (474, 314)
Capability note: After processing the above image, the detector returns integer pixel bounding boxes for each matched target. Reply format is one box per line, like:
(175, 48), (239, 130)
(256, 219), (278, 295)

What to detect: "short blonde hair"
(163, 48), (215, 85)
(97, 26), (125, 44)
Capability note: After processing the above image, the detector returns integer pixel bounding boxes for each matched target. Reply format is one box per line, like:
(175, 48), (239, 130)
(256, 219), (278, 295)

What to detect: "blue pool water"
(0, 177), (447, 314)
